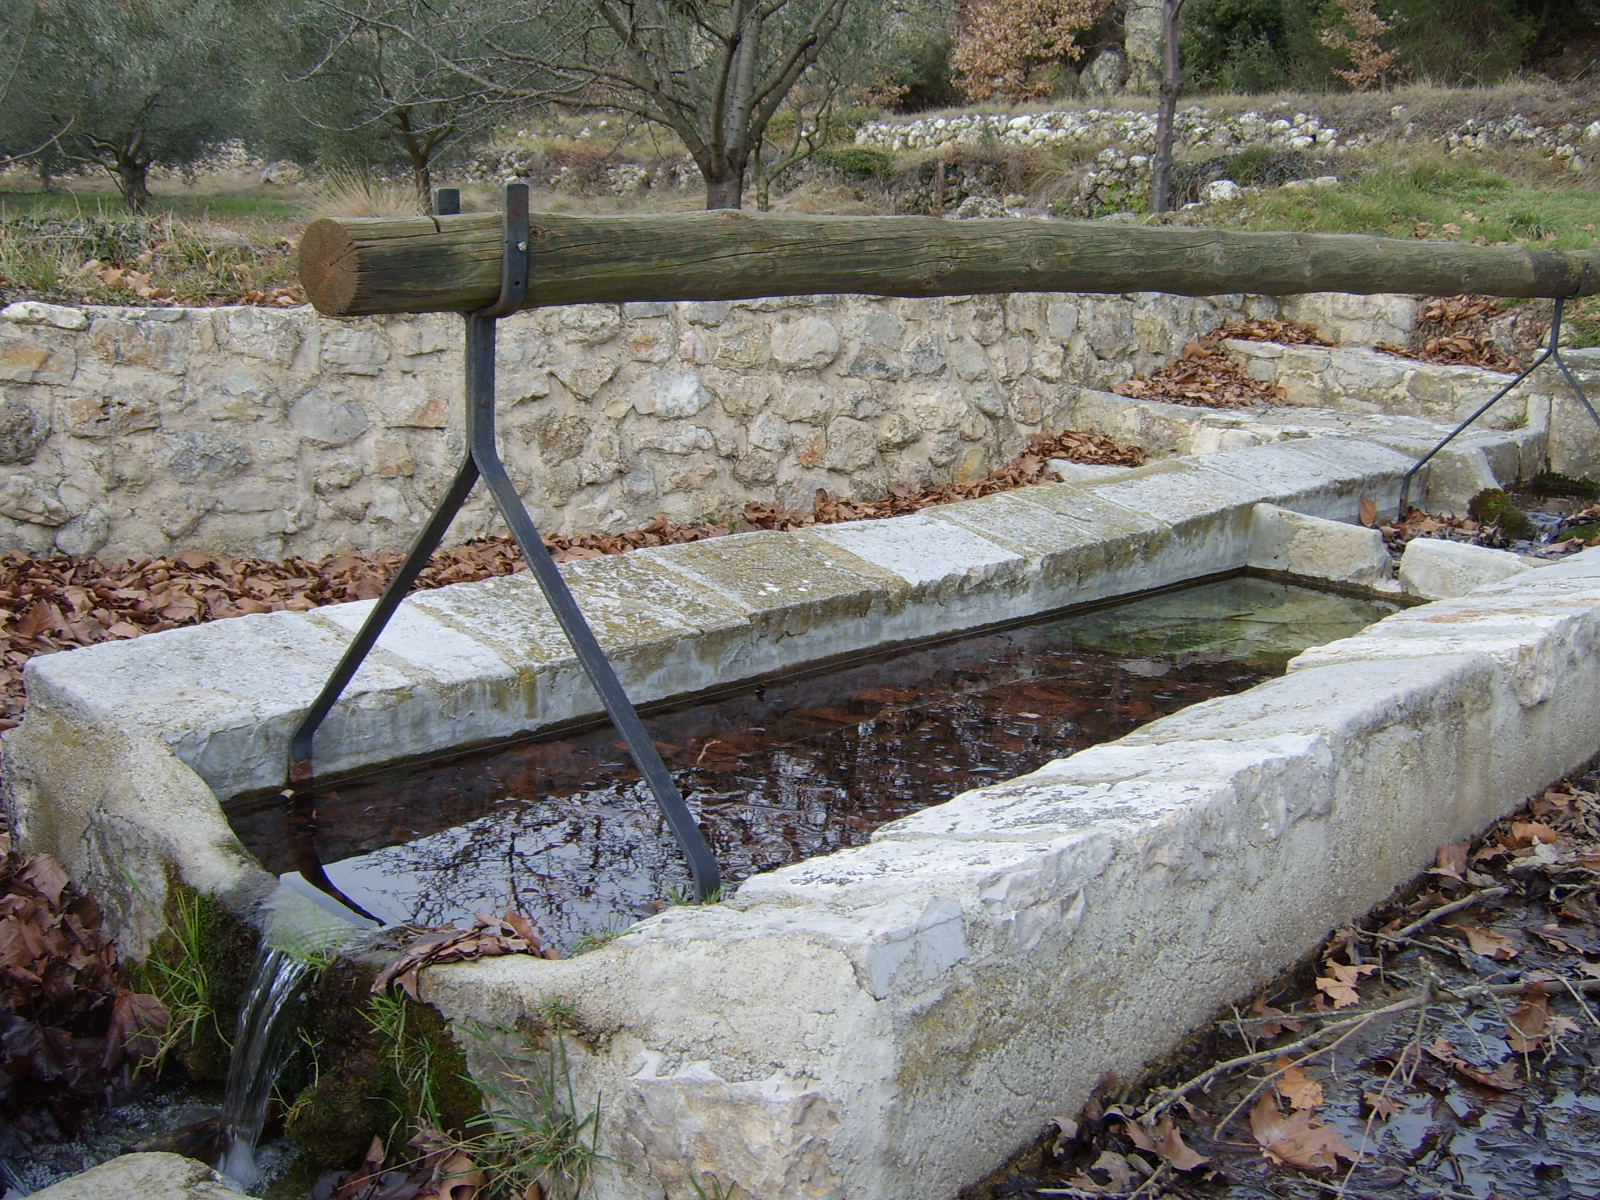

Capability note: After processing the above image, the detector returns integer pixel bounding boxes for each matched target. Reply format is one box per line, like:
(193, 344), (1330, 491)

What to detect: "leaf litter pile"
(998, 774), (1600, 1200)
(1375, 296), (1545, 376)
(0, 427), (1141, 736)
(1111, 319), (1328, 410)
(0, 840), (167, 1176)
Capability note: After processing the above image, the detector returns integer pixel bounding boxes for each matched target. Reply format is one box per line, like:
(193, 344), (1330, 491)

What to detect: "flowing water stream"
(215, 884), (367, 1193)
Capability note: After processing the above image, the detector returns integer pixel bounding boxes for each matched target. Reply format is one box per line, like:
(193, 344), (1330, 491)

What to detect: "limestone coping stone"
(923, 483), (1170, 605)
(22, 1153), (250, 1200)
(1062, 381), (1542, 518)
(1246, 504), (1394, 589)
(1397, 537), (1537, 600)
(415, 550), (1600, 1200)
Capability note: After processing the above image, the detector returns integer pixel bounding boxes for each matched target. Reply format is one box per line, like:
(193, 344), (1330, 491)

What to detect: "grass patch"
(1210, 154), (1600, 251)
(0, 202), (302, 305)
(0, 187), (302, 224)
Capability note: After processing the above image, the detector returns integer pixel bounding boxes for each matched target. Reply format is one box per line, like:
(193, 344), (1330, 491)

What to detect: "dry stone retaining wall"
(0, 291), (1293, 562)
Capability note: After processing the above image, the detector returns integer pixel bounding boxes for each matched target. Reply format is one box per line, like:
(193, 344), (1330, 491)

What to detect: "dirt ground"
(994, 772), (1600, 1200)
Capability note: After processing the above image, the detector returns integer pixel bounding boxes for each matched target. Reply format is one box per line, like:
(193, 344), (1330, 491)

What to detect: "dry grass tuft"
(307, 168), (425, 220)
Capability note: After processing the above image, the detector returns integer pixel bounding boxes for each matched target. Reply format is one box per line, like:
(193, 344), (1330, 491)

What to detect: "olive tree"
(5, 0), (248, 210)
(252, 0), (556, 212)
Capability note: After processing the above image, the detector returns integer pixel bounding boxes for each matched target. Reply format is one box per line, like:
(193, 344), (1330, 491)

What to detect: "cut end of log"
(298, 219), (361, 317)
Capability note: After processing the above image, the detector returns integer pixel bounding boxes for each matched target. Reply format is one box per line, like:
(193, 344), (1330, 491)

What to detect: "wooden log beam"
(298, 210), (1600, 318)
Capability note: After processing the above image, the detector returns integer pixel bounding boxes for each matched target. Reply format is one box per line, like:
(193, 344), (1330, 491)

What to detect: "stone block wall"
(0, 290), (1277, 561)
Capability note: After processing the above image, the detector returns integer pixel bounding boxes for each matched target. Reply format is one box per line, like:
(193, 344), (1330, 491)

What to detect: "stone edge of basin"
(414, 545), (1600, 1200)
(7, 432), (1412, 810)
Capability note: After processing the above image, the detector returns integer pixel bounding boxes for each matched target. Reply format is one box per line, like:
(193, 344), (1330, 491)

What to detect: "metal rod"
(284, 183), (721, 909)
(467, 315), (721, 900)
(287, 455), (480, 780)
(1397, 298), (1600, 514)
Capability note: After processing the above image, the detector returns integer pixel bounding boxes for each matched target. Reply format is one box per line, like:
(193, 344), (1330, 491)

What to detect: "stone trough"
(8, 375), (1600, 1198)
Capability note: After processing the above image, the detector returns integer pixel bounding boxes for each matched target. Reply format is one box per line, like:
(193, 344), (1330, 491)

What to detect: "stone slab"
(1397, 537), (1536, 600)
(418, 549), (1600, 1200)
(22, 1153), (250, 1200)
(1246, 504), (1393, 589)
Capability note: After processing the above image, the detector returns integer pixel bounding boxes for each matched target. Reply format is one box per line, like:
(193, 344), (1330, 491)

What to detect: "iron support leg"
(465, 316), (720, 900)
(1398, 298), (1600, 514)
(287, 454), (480, 780)
(285, 184), (721, 906)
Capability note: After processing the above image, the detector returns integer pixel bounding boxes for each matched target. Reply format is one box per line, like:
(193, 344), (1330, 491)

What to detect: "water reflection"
(231, 576), (1393, 948)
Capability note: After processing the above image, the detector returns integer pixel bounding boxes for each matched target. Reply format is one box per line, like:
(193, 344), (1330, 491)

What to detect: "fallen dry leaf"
(1506, 986), (1551, 1053)
(1450, 923), (1520, 961)
(1428, 1037), (1521, 1091)
(1315, 960), (1379, 1008)
(1249, 1094), (1357, 1171)
(1274, 1061), (1325, 1111)
(1363, 1089), (1402, 1120)
(1152, 1114), (1208, 1171)
(372, 911), (560, 999)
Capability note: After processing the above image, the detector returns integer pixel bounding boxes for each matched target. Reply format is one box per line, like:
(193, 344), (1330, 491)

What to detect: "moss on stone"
(131, 868), (258, 1083)
(1467, 488), (1536, 540)
(1524, 470), (1600, 500)
(284, 957), (480, 1164)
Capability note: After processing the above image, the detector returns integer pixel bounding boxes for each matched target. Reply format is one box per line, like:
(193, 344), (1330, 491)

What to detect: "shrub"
(816, 147), (896, 180)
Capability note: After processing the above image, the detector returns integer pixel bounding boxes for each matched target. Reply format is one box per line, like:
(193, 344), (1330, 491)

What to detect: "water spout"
(216, 880), (371, 1191)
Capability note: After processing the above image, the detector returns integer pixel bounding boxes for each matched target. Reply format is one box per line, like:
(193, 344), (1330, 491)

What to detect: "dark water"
(231, 576), (1394, 949)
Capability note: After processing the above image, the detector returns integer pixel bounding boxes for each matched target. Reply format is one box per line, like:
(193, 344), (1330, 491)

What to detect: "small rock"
(2, 301), (88, 331)
(1201, 179), (1244, 203)
(1398, 538), (1534, 600)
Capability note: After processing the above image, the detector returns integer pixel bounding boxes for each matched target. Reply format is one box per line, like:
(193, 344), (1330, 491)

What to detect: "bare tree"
(516, 0), (861, 209)
(339, 0), (928, 210)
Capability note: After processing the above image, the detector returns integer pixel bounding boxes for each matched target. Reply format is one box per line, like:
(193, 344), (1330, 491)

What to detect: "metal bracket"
(1398, 297), (1600, 514)
(286, 184), (721, 910)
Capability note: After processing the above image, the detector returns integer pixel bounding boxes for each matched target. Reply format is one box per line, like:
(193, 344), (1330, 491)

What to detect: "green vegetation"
(1210, 158), (1600, 252)
(127, 874), (255, 1080)
(0, 204), (300, 305)
(1, 189), (301, 223)
(284, 975), (608, 1199)
(1467, 487), (1536, 539)
(816, 146), (896, 181)
(456, 1011), (609, 1200)
(1523, 471), (1600, 501)
(569, 924), (625, 956)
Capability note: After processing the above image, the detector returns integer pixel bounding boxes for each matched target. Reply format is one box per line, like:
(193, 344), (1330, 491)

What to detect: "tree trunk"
(115, 155), (151, 213)
(1150, 0), (1184, 215)
(298, 209), (1600, 318)
(704, 170), (745, 210)
(396, 109), (436, 216)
